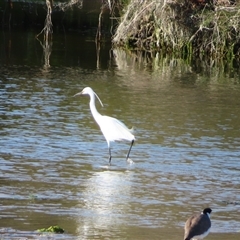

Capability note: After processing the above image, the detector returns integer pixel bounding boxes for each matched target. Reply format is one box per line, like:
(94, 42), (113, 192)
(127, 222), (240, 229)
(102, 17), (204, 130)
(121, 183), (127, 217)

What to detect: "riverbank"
(113, 0), (240, 58)
(2, 1), (240, 60)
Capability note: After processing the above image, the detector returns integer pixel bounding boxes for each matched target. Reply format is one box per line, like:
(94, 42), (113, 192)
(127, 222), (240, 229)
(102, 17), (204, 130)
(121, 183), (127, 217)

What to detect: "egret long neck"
(89, 93), (101, 120)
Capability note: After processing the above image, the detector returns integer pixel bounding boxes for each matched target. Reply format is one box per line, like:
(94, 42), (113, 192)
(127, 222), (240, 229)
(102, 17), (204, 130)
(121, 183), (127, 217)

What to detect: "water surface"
(0, 31), (240, 239)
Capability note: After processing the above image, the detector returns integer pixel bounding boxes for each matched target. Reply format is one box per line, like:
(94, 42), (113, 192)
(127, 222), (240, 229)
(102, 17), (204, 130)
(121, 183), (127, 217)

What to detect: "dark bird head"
(203, 208), (212, 215)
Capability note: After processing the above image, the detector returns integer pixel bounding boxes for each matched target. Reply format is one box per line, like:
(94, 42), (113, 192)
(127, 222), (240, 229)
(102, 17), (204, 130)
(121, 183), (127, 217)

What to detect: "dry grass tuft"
(112, 0), (240, 57)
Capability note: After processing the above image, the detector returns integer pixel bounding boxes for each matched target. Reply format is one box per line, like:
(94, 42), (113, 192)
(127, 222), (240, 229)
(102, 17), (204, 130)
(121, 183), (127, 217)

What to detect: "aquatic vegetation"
(37, 225), (64, 234)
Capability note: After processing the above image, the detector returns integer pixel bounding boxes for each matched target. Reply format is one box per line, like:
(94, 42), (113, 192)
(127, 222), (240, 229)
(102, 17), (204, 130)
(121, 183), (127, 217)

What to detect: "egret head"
(74, 87), (104, 107)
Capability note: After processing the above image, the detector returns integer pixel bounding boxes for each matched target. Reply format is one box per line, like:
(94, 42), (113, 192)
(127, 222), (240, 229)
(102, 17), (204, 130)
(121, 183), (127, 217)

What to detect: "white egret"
(74, 87), (135, 164)
(184, 208), (212, 240)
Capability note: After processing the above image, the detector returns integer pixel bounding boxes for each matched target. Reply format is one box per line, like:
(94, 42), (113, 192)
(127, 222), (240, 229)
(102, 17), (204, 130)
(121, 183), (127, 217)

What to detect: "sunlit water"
(0, 31), (240, 239)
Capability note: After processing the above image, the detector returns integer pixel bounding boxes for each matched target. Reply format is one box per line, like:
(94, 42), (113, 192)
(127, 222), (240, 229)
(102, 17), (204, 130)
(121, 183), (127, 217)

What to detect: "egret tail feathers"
(129, 126), (135, 133)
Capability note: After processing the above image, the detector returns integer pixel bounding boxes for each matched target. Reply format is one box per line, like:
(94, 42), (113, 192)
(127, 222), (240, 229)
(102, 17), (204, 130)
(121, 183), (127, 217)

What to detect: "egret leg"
(126, 140), (134, 160)
(108, 147), (112, 165)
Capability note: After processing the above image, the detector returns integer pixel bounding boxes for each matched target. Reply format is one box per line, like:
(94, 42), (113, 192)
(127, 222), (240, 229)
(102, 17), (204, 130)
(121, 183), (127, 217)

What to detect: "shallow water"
(0, 31), (240, 239)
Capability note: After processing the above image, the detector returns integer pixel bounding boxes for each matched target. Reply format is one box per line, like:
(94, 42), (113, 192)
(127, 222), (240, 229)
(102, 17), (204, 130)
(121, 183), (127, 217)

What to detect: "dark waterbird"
(184, 208), (212, 240)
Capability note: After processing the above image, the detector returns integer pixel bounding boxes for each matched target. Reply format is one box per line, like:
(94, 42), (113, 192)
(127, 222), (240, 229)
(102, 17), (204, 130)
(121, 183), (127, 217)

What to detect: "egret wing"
(99, 116), (135, 142)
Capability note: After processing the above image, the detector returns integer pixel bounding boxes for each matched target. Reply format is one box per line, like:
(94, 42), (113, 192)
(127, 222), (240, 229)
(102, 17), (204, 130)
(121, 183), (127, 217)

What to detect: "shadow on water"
(0, 30), (240, 239)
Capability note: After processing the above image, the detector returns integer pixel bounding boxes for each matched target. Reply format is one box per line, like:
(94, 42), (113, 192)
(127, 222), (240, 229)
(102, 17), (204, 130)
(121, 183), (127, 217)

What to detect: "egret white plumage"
(184, 208), (212, 240)
(74, 87), (135, 164)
